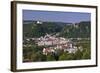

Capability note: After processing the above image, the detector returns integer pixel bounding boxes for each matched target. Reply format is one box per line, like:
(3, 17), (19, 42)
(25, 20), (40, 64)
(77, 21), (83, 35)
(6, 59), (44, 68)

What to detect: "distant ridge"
(23, 20), (73, 25)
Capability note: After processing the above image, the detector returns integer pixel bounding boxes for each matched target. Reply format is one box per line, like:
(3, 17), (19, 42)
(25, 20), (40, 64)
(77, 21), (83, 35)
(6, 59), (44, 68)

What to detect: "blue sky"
(23, 10), (91, 23)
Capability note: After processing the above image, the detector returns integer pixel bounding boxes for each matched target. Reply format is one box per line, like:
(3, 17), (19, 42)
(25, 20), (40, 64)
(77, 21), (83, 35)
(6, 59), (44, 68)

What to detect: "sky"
(23, 10), (91, 23)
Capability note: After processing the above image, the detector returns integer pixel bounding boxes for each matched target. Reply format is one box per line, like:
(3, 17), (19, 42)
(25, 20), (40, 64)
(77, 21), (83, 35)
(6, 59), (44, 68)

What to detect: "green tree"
(59, 52), (74, 60)
(46, 54), (56, 61)
(82, 48), (91, 59)
(74, 49), (83, 60)
(31, 51), (46, 62)
(30, 52), (39, 62)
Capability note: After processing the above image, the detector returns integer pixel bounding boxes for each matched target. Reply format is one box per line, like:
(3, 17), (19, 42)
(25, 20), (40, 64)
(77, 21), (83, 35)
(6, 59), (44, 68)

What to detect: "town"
(24, 34), (83, 56)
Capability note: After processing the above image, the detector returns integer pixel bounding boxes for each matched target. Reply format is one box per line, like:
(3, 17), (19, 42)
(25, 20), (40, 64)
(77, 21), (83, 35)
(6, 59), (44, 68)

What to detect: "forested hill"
(60, 21), (91, 38)
(23, 21), (90, 39)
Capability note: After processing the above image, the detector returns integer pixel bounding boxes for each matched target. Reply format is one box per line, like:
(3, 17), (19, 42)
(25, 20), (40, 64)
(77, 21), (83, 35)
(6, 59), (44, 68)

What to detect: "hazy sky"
(23, 10), (91, 23)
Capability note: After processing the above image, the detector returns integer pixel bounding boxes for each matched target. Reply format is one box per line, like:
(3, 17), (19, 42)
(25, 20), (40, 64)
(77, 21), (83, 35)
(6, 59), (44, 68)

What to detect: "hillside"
(23, 21), (91, 39)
